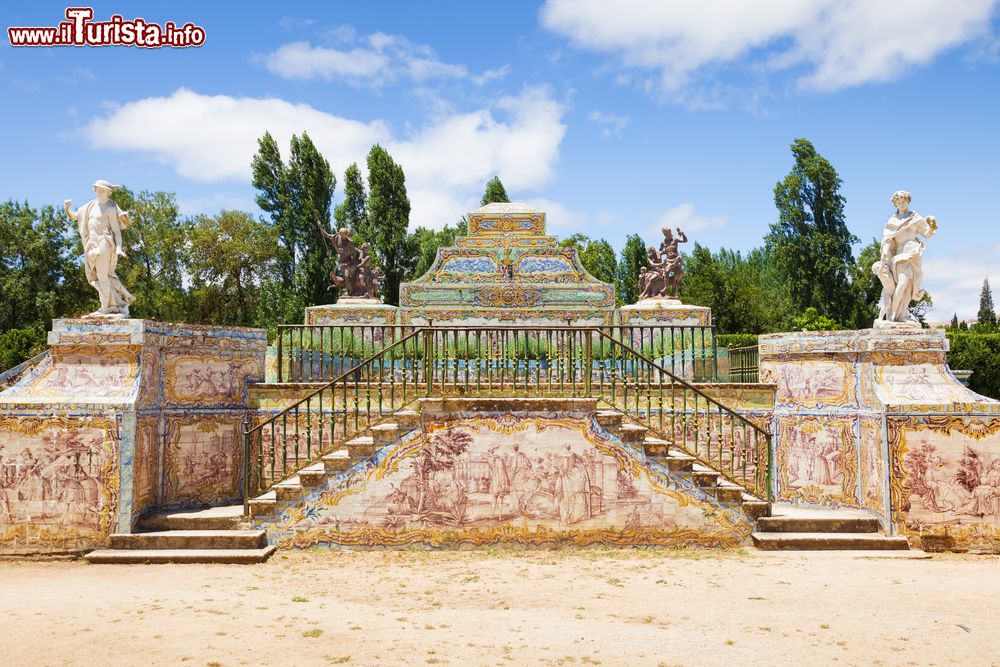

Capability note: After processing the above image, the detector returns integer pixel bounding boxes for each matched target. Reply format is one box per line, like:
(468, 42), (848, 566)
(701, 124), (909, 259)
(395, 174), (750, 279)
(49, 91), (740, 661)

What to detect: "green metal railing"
(244, 326), (771, 504)
(275, 323), (719, 383)
(728, 345), (760, 383)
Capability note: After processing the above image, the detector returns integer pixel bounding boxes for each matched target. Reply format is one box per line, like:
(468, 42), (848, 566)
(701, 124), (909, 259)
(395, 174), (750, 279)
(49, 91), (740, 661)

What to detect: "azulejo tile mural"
(259, 413), (751, 548)
(0, 318), (266, 554)
(763, 328), (1000, 548)
(397, 204), (616, 325)
(0, 415), (119, 554)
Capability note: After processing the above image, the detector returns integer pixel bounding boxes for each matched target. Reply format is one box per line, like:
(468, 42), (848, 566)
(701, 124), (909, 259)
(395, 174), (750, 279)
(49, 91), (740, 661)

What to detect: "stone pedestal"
(617, 297), (711, 326)
(760, 328), (1000, 551)
(0, 319), (266, 554)
(305, 298), (398, 326)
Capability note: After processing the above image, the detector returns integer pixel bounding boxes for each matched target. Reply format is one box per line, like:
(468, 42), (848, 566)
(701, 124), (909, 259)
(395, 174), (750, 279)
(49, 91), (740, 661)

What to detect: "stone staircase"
(599, 411), (770, 521)
(247, 409), (421, 519)
(751, 504), (909, 551)
(245, 404), (770, 525)
(85, 505), (276, 564)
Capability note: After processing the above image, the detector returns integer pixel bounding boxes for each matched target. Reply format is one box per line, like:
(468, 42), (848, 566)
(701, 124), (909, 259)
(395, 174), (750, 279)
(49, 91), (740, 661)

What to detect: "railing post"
(277, 327), (283, 383)
(584, 332), (592, 396)
(241, 414), (250, 515)
(766, 432), (774, 510)
(711, 325), (719, 382)
(422, 329), (433, 396)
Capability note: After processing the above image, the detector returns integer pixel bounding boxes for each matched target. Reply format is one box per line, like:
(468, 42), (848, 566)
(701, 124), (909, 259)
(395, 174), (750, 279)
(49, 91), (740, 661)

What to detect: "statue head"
(891, 190), (912, 213)
(647, 245), (657, 258)
(338, 227), (350, 238)
(93, 179), (118, 203)
(661, 227), (673, 241)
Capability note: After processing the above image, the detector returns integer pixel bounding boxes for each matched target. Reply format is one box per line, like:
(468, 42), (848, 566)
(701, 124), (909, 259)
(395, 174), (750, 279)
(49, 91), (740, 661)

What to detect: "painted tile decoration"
(259, 413), (751, 548)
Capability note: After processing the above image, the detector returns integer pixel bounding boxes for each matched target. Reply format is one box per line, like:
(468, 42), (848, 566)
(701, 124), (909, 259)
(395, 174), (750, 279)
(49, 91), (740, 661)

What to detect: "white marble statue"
(872, 190), (937, 328)
(64, 180), (135, 318)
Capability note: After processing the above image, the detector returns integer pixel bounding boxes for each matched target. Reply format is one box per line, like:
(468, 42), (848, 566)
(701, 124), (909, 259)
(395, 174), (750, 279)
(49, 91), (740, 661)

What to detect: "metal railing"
(728, 345), (760, 383)
(275, 323), (719, 383)
(594, 331), (771, 501)
(244, 326), (771, 504)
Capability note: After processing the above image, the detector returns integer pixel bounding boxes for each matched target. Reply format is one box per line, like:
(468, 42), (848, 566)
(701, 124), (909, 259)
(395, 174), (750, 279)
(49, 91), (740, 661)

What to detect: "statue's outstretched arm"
(63, 199), (77, 221)
(676, 228), (687, 243)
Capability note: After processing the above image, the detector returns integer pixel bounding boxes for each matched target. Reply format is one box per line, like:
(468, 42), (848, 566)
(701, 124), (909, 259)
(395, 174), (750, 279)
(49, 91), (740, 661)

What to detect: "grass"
(303, 629), (324, 638)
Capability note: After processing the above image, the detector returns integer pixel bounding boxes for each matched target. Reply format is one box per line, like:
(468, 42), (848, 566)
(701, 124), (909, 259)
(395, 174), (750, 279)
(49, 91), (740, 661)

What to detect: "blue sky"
(2, 1), (999, 321)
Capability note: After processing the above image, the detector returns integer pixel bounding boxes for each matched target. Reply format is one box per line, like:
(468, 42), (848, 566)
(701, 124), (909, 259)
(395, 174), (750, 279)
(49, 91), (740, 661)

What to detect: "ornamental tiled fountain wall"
(0, 319), (265, 555)
(761, 328), (1000, 551)
(256, 399), (754, 549)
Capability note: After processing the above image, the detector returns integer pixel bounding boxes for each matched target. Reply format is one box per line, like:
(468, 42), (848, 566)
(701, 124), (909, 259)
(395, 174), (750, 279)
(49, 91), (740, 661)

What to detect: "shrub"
(947, 332), (1000, 400)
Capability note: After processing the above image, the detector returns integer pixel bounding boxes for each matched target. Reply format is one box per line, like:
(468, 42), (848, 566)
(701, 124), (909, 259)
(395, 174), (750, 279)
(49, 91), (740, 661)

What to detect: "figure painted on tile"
(872, 190), (937, 327)
(64, 180), (135, 318)
(558, 444), (592, 524)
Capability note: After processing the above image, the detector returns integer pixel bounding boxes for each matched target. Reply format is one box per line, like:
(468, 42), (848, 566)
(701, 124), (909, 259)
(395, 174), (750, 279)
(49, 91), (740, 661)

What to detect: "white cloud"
(521, 198), (588, 232)
(922, 253), (997, 321)
(257, 29), (508, 87)
(82, 87), (566, 230)
(653, 203), (727, 237)
(541, 0), (999, 96)
(587, 110), (629, 137)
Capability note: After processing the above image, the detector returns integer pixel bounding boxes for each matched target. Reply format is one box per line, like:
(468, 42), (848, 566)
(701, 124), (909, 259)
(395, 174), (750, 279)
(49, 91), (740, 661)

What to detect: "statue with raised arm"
(872, 190), (938, 328)
(638, 226), (688, 300)
(64, 180), (135, 318)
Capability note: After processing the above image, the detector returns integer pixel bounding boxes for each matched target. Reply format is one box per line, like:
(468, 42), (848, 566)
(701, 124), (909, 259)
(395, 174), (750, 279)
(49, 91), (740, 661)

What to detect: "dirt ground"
(2, 549), (999, 666)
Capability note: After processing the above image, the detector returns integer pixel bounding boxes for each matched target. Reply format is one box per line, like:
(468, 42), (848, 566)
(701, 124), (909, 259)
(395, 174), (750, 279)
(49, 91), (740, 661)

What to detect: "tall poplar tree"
(334, 163), (370, 242)
(767, 138), (857, 325)
(978, 277), (997, 328)
(616, 234), (650, 305)
(288, 132), (336, 307)
(366, 145), (415, 305)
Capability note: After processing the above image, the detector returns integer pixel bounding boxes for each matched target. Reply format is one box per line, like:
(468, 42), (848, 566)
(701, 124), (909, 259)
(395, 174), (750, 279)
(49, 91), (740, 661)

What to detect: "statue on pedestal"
(638, 226), (687, 300)
(64, 180), (135, 318)
(872, 190), (938, 328)
(324, 227), (383, 300)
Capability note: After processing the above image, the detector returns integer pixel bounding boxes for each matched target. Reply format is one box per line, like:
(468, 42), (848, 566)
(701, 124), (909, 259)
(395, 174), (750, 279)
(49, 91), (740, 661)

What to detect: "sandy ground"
(2, 549), (999, 666)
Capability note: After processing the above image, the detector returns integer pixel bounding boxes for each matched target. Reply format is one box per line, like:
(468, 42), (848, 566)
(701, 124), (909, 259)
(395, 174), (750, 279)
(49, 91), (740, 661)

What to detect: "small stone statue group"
(324, 228), (384, 299)
(639, 227), (687, 300)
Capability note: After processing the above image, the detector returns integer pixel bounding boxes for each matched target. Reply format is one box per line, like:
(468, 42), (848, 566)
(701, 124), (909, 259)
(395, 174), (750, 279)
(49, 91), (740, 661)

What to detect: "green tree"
(480, 176), (510, 206)
(616, 234), (649, 305)
(681, 243), (793, 334)
(287, 132), (337, 308)
(951, 313), (960, 329)
(188, 210), (282, 327)
(978, 277), (996, 328)
(848, 239), (882, 328)
(767, 138), (858, 325)
(410, 222), (464, 280)
(251, 132), (293, 286)
(366, 145), (415, 305)
(580, 239), (617, 285)
(110, 188), (191, 322)
(334, 163), (370, 242)
(791, 307), (841, 331)
(0, 200), (92, 329)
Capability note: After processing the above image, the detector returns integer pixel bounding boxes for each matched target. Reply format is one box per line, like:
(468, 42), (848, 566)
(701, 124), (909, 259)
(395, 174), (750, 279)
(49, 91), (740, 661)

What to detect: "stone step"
(751, 532), (910, 551)
(756, 515), (882, 534)
(247, 490), (277, 517)
(346, 436), (375, 459)
(109, 530), (267, 550)
(137, 505), (243, 531)
(691, 467), (721, 487)
(85, 546), (276, 564)
(393, 409), (420, 430)
(704, 483), (745, 503)
(370, 423), (401, 446)
(595, 410), (623, 430)
(298, 463), (328, 487)
(322, 449), (352, 472)
(273, 477), (303, 501)
(742, 499), (770, 521)
(642, 437), (671, 457)
(662, 454), (696, 473)
(619, 424), (647, 444)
